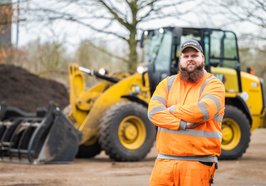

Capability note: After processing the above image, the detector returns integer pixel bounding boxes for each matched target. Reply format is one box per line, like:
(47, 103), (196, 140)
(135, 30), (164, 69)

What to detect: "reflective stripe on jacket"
(147, 72), (225, 158)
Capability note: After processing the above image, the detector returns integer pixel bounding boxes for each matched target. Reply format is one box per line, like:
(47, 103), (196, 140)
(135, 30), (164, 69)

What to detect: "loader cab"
(141, 27), (174, 93)
(141, 27), (241, 94)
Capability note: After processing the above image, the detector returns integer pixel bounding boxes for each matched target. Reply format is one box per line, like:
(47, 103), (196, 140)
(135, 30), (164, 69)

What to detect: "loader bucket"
(0, 104), (81, 164)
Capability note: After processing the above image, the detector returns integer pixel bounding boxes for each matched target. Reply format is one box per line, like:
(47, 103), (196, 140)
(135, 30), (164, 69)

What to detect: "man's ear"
(202, 54), (205, 62)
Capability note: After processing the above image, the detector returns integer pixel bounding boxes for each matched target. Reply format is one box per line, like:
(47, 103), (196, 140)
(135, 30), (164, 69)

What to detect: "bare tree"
(207, 0), (266, 87)
(205, 0), (266, 40)
(23, 0), (195, 71)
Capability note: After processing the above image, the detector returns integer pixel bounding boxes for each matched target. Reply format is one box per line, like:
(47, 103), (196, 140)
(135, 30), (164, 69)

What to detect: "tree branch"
(97, 0), (131, 30)
(87, 40), (129, 63)
(27, 7), (128, 41)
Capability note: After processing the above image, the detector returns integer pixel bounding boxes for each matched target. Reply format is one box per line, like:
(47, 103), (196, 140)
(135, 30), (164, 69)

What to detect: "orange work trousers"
(150, 159), (216, 186)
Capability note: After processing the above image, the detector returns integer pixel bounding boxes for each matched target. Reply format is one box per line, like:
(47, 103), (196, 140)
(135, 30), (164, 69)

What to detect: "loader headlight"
(144, 30), (148, 36)
(137, 65), (148, 74)
(159, 28), (164, 34)
(131, 85), (141, 94)
(99, 68), (108, 75)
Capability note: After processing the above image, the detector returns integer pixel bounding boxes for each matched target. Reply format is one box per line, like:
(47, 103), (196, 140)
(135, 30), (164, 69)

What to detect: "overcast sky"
(12, 0), (263, 51)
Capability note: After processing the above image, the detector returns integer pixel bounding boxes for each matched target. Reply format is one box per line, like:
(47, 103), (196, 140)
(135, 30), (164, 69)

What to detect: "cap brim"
(181, 45), (202, 53)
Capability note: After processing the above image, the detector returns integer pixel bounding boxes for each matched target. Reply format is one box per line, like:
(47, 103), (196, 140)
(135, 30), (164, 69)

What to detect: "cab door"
(203, 29), (242, 93)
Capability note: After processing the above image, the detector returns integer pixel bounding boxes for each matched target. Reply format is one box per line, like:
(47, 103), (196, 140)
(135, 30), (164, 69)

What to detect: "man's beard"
(179, 62), (204, 83)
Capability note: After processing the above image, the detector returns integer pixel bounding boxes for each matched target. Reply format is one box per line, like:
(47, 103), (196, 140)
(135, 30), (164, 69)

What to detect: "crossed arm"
(148, 77), (225, 130)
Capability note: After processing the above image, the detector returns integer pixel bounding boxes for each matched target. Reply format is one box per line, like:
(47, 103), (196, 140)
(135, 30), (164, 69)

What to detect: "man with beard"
(148, 40), (225, 186)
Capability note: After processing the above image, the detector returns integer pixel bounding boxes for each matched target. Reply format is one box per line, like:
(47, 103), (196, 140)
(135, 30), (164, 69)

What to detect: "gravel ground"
(0, 129), (266, 186)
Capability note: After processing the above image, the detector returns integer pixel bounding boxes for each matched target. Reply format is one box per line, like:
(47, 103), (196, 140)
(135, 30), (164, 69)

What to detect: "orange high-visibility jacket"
(148, 72), (225, 162)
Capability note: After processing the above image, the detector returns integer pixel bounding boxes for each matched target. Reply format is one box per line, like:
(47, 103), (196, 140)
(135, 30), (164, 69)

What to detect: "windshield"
(209, 31), (239, 68)
(142, 29), (173, 71)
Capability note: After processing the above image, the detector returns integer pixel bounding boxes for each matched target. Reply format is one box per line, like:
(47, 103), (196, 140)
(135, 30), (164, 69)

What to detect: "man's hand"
(167, 106), (204, 129)
(186, 122), (203, 129)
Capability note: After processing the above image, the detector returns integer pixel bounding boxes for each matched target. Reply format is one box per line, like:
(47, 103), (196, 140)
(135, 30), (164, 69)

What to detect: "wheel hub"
(221, 118), (241, 150)
(118, 116), (146, 150)
(222, 125), (233, 143)
(123, 123), (138, 141)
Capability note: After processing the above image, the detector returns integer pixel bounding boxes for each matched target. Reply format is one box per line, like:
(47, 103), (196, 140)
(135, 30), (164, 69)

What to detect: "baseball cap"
(181, 40), (203, 53)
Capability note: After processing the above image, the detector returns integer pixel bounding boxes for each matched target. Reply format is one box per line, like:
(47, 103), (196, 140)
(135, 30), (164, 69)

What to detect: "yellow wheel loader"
(68, 65), (156, 161)
(0, 27), (264, 163)
(141, 27), (265, 160)
(68, 27), (265, 161)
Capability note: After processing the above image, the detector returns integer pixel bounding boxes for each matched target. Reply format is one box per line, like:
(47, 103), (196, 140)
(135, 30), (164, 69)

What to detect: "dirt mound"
(0, 64), (69, 112)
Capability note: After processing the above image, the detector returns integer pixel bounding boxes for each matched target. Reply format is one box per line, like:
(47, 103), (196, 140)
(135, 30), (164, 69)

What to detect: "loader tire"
(220, 105), (251, 160)
(76, 141), (101, 158)
(99, 102), (156, 162)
